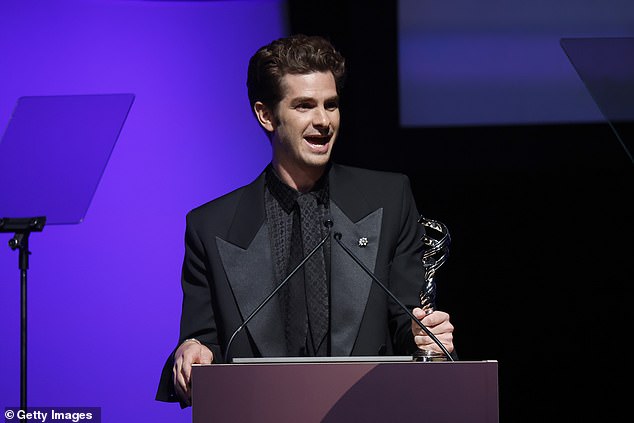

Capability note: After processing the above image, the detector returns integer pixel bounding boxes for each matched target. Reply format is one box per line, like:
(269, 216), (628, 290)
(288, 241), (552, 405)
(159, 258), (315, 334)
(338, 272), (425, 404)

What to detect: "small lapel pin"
(358, 237), (368, 247)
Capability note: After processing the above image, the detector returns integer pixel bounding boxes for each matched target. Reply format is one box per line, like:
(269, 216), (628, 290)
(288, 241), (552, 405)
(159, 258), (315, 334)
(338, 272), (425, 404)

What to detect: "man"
(156, 34), (455, 407)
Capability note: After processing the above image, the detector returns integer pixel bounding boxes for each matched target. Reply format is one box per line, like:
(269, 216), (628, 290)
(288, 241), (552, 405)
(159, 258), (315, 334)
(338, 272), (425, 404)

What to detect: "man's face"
(266, 72), (340, 177)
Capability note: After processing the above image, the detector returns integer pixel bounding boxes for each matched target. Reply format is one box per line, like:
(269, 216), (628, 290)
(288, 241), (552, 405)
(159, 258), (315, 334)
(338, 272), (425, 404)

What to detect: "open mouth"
(304, 135), (330, 145)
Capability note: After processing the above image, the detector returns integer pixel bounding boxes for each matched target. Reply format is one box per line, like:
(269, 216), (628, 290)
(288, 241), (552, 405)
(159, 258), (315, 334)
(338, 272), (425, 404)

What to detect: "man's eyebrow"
(290, 95), (339, 103)
(290, 96), (316, 104)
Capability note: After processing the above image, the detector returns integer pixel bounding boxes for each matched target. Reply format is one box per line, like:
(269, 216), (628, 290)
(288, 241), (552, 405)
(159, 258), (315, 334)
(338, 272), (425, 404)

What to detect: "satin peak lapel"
(216, 225), (286, 357)
(330, 203), (383, 356)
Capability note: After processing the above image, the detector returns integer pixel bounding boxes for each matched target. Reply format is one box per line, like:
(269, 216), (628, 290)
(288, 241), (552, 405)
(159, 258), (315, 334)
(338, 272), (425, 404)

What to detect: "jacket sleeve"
(387, 174), (426, 355)
(155, 212), (222, 405)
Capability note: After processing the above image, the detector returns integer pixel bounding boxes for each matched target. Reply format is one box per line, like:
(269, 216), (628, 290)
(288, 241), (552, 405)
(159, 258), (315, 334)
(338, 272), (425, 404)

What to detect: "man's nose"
(313, 107), (330, 128)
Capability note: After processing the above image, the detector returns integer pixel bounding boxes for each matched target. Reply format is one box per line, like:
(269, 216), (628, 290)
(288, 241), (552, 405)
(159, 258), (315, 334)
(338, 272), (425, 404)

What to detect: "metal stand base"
(413, 349), (449, 362)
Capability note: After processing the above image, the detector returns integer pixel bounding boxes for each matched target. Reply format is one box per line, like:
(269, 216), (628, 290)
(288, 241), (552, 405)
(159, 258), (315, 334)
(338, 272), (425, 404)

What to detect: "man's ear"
(254, 102), (275, 133)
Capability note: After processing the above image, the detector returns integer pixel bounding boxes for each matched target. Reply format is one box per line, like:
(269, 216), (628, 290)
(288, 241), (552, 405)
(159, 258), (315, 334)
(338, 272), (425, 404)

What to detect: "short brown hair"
(246, 34), (346, 113)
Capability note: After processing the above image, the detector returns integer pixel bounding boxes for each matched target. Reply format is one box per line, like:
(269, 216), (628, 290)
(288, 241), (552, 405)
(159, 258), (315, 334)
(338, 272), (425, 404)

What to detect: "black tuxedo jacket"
(156, 163), (426, 402)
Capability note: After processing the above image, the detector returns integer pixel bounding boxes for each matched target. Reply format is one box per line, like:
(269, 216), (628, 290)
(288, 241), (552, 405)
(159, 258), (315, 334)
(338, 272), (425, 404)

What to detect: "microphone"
(332, 232), (454, 361)
(224, 219), (334, 363)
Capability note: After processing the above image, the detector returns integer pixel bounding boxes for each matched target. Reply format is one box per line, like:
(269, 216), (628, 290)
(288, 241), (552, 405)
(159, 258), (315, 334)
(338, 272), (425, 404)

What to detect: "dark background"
(289, 2), (632, 421)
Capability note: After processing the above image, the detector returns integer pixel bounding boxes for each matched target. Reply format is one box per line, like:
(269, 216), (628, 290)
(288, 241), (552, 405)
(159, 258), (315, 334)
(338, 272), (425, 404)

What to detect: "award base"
(412, 349), (449, 362)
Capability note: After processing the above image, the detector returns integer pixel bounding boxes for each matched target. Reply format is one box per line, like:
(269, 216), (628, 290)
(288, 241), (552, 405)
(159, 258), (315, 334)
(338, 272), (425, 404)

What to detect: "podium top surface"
(230, 355), (417, 364)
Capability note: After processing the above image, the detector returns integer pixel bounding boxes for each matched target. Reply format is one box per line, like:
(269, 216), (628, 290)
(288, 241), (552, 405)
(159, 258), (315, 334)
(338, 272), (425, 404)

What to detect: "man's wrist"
(184, 338), (202, 346)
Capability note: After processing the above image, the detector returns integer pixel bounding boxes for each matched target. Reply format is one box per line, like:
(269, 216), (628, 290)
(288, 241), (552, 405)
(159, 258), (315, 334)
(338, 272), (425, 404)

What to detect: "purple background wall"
(0, 0), (285, 421)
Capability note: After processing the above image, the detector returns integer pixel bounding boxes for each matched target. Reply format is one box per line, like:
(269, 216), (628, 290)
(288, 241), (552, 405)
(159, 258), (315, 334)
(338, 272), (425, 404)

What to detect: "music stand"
(0, 93), (135, 413)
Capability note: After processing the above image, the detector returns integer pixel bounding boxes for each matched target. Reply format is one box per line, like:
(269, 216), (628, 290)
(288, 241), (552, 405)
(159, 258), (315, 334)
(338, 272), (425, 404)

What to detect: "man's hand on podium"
(411, 308), (455, 354)
(173, 338), (213, 406)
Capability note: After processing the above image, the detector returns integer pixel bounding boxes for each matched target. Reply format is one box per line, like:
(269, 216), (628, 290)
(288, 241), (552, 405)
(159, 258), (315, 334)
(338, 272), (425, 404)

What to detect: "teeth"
(306, 137), (327, 145)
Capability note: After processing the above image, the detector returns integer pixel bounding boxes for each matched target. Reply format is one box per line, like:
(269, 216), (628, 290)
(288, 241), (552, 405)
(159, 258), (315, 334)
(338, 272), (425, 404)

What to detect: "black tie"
(296, 193), (329, 355)
(285, 199), (308, 355)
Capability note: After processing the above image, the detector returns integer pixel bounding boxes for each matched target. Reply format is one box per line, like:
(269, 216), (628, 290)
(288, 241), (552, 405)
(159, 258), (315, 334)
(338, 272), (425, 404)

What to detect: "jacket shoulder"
(186, 171), (265, 229)
(332, 163), (411, 192)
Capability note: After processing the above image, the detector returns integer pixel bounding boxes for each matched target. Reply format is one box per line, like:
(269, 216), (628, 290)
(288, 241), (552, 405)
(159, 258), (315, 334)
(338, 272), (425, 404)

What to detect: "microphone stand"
(333, 233), (454, 362)
(0, 216), (47, 415)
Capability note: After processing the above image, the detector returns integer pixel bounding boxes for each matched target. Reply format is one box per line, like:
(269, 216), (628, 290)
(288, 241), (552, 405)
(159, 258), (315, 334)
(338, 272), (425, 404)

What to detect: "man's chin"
(303, 155), (331, 168)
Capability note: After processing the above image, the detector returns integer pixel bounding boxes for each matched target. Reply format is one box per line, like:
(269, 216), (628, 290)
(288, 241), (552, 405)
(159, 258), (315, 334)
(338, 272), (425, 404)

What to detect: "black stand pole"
(1, 217), (46, 417)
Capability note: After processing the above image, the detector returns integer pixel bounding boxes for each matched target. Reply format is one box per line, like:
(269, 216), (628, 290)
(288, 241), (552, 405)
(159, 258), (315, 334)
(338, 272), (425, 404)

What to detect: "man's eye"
(325, 102), (339, 111)
(295, 103), (311, 110)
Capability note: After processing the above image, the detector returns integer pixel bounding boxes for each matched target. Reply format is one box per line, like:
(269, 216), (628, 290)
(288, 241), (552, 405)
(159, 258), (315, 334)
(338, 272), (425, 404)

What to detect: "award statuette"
(413, 215), (451, 362)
